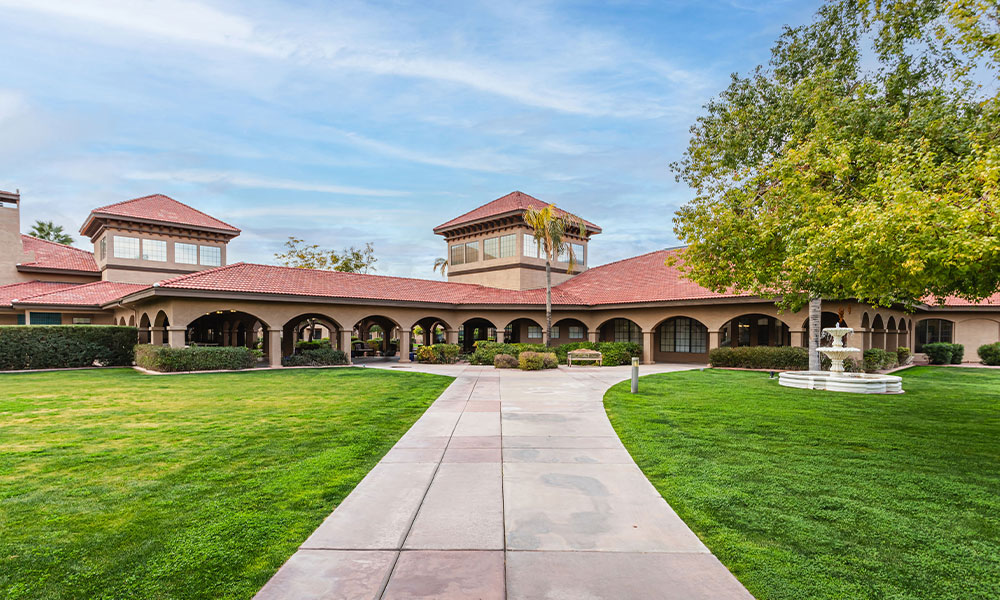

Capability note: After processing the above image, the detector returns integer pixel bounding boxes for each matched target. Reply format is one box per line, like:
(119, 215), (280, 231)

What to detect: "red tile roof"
(19, 235), (99, 273)
(13, 280), (149, 307)
(0, 281), (80, 308)
(555, 248), (745, 305)
(925, 293), (1000, 307)
(434, 191), (601, 234)
(154, 262), (588, 306)
(83, 194), (240, 235)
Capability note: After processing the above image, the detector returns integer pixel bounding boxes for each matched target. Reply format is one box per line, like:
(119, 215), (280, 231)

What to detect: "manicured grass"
(605, 367), (1000, 600)
(0, 367), (452, 600)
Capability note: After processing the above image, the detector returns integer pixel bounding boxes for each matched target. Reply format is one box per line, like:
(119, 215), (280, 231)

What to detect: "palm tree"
(433, 257), (449, 278)
(523, 204), (586, 347)
(30, 220), (73, 245)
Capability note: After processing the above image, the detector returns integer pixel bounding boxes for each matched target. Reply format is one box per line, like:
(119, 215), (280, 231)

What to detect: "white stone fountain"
(778, 325), (903, 394)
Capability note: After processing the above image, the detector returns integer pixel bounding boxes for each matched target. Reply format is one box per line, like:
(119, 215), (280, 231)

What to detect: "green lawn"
(605, 367), (1000, 600)
(0, 367), (452, 600)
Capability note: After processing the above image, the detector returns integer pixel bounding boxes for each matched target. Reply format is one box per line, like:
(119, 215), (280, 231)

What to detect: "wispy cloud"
(124, 169), (409, 197)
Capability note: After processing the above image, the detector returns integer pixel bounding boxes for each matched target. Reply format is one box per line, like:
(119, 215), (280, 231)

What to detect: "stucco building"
(2, 189), (998, 367)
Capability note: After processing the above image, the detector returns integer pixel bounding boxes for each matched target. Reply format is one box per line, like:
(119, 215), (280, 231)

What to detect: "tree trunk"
(808, 297), (822, 371)
(545, 258), (553, 347)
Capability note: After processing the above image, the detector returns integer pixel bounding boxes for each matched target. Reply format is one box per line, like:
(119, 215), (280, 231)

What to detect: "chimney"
(0, 189), (35, 285)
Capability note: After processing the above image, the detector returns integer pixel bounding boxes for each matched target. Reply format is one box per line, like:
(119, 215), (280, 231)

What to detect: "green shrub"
(366, 338), (383, 349)
(709, 346), (809, 370)
(820, 355), (862, 373)
(596, 342), (642, 366)
(922, 342), (953, 365)
(518, 351), (558, 370)
(135, 345), (260, 372)
(554, 341), (598, 364)
(0, 325), (137, 370)
(896, 346), (911, 366)
(282, 348), (347, 367)
(470, 342), (546, 365)
(416, 343), (460, 364)
(296, 338), (330, 350)
(949, 343), (965, 364)
(978, 342), (1000, 366)
(862, 348), (898, 372)
(494, 353), (518, 368)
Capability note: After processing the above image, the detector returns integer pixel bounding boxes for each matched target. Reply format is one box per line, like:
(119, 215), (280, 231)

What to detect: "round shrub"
(949, 343), (964, 364)
(416, 343), (460, 364)
(922, 343), (953, 365)
(978, 342), (1000, 366)
(862, 348), (898, 372)
(494, 353), (518, 369)
(896, 346), (911, 366)
(518, 351), (557, 370)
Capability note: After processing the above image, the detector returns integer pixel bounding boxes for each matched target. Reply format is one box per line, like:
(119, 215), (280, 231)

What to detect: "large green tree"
(274, 237), (377, 273)
(29, 220), (74, 245)
(671, 0), (999, 369)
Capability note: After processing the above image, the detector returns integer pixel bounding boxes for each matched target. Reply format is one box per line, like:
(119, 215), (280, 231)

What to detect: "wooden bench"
(567, 348), (602, 367)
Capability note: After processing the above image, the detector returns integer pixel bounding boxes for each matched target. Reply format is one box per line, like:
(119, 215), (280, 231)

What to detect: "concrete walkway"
(255, 364), (754, 600)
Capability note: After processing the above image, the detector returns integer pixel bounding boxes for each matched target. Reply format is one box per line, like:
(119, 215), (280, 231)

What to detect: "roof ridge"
(91, 193), (241, 232)
(21, 234), (95, 257)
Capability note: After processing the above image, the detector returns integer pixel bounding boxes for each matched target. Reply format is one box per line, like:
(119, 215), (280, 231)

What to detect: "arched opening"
(551, 318), (588, 345)
(655, 316), (709, 363)
(411, 316), (450, 348)
(353, 315), (401, 359)
(282, 313), (344, 358)
(138, 313), (152, 344)
(720, 314), (790, 347)
(799, 312), (842, 347)
(151, 310), (170, 346)
(886, 317), (898, 351)
(897, 318), (908, 350)
(872, 314), (885, 349)
(128, 314), (136, 327)
(504, 317), (541, 345)
(187, 310), (270, 350)
(596, 318), (642, 344)
(915, 318), (954, 353)
(460, 317), (496, 352)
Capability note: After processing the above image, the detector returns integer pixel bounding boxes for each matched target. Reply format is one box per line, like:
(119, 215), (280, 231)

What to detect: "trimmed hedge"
(135, 345), (261, 372)
(709, 346), (809, 370)
(494, 353), (518, 368)
(0, 325), (137, 370)
(949, 344), (965, 364)
(518, 351), (558, 370)
(922, 342), (954, 365)
(473, 340), (641, 367)
(896, 346), (912, 366)
(296, 339), (331, 350)
(416, 343), (460, 364)
(978, 342), (1000, 366)
(862, 348), (898, 372)
(282, 348), (348, 367)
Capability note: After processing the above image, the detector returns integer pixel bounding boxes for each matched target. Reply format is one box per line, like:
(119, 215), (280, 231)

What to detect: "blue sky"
(0, 0), (822, 277)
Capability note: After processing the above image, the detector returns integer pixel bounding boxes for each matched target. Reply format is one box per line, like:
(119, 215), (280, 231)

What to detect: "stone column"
(446, 329), (459, 345)
(399, 330), (411, 363)
(588, 330), (599, 344)
(166, 326), (187, 349)
(708, 330), (721, 351)
(340, 329), (353, 365)
(267, 328), (282, 368)
(789, 329), (805, 348)
(151, 326), (165, 346)
(495, 329), (505, 344)
(642, 330), (655, 365)
(222, 326), (231, 347)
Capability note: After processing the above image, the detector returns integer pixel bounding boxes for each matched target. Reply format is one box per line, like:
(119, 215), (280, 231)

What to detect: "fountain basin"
(779, 370), (903, 394)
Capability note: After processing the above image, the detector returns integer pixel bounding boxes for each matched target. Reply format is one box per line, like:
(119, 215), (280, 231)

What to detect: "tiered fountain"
(778, 324), (903, 394)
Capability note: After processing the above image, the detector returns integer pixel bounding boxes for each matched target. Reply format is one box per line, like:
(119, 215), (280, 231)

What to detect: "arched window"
(659, 317), (708, 353)
(612, 318), (642, 344)
(916, 319), (953, 352)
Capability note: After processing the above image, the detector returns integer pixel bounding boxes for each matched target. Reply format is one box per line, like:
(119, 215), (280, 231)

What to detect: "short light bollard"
(630, 357), (639, 394)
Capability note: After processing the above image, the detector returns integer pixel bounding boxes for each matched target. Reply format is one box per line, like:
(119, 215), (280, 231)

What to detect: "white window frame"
(484, 237), (499, 260)
(113, 236), (140, 259)
(527, 325), (543, 339)
(450, 244), (465, 266)
(142, 239), (167, 262)
(569, 325), (585, 339)
(523, 234), (540, 258)
(200, 245), (222, 267)
(175, 243), (198, 265)
(499, 234), (515, 258)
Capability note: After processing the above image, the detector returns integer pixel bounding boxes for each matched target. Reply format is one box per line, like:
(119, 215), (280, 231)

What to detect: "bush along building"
(1, 189), (998, 367)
